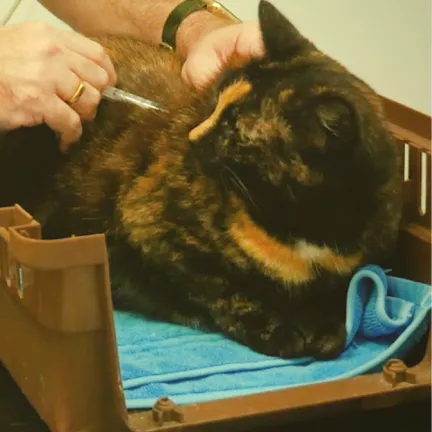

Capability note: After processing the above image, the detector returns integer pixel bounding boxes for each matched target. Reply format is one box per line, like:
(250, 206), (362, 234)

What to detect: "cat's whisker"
(222, 165), (262, 213)
(218, 172), (230, 194)
(332, 242), (340, 255)
(286, 185), (296, 201)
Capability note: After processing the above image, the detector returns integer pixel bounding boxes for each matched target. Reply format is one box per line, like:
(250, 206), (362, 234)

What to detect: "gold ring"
(68, 81), (86, 104)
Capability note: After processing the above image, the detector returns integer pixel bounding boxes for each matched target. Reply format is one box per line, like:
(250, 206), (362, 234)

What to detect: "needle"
(102, 86), (168, 113)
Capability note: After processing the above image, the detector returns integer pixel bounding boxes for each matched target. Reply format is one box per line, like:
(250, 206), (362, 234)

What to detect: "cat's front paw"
(310, 323), (346, 360)
(247, 320), (346, 360)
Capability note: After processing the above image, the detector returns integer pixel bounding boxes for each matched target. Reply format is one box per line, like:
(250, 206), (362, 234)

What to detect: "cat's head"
(190, 0), (401, 255)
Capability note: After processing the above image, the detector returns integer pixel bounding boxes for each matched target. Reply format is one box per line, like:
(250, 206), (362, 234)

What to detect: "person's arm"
(0, 22), (116, 150)
(39, 0), (265, 91)
(38, 0), (231, 58)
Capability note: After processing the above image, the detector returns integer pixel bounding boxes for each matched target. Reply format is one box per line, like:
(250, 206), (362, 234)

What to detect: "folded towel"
(114, 265), (431, 409)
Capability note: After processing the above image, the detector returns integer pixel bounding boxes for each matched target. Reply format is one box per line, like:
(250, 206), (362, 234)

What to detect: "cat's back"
(92, 35), (200, 111)
(0, 36), (198, 213)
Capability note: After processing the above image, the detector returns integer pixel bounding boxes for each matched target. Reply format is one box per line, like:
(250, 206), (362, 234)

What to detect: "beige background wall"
(1, 0), (430, 115)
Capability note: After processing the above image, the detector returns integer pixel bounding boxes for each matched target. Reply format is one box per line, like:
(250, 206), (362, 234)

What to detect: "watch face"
(162, 0), (242, 51)
(207, 2), (241, 23)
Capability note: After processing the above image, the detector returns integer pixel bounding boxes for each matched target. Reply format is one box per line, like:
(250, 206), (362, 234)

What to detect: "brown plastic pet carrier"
(0, 97), (430, 432)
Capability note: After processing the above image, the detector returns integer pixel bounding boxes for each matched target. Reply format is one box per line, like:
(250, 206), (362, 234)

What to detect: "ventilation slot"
(403, 143), (411, 181)
(419, 152), (429, 216)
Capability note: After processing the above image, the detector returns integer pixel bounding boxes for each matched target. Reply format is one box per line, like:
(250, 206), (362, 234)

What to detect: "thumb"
(181, 48), (224, 91)
(181, 22), (264, 91)
(181, 23), (242, 91)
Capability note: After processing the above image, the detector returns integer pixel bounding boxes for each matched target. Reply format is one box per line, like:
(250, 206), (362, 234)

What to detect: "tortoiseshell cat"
(0, 1), (402, 359)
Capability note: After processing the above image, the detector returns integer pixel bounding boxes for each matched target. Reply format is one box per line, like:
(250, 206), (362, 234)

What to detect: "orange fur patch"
(230, 203), (313, 285)
(291, 51), (326, 66)
(229, 197), (362, 286)
(279, 89), (294, 102)
(319, 252), (363, 274)
(259, 62), (282, 70)
(312, 86), (330, 95)
(289, 155), (323, 186)
(189, 80), (252, 141)
(236, 100), (292, 145)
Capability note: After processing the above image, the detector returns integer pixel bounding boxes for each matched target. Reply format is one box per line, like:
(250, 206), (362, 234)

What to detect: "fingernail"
(54, 132), (68, 153)
(58, 133), (72, 153)
(59, 140), (69, 153)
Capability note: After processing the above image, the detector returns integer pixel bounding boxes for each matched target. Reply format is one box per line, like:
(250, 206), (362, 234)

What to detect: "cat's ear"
(314, 98), (359, 148)
(258, 0), (310, 59)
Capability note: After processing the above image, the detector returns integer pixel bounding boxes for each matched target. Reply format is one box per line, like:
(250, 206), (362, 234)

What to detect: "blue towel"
(113, 265), (431, 409)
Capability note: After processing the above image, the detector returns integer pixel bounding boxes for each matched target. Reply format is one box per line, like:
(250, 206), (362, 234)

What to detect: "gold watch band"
(161, 0), (241, 51)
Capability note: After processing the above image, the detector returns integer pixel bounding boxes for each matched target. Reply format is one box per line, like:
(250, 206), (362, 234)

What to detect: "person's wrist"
(176, 10), (236, 58)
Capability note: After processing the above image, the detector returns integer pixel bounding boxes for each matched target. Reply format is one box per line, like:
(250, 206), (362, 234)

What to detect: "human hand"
(181, 20), (265, 91)
(0, 22), (117, 150)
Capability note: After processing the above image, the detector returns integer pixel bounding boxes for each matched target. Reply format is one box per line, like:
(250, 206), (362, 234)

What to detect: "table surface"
(0, 361), (430, 432)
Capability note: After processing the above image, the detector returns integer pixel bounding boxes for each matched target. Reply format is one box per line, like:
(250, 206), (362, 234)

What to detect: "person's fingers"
(70, 83), (101, 121)
(56, 71), (101, 121)
(42, 96), (83, 151)
(58, 30), (117, 86)
(66, 49), (110, 90)
(181, 25), (240, 90)
(235, 21), (265, 61)
(182, 50), (223, 91)
(182, 21), (265, 91)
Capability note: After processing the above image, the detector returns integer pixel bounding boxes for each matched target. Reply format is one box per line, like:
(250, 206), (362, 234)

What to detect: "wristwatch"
(161, 0), (242, 51)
